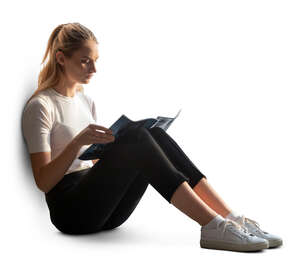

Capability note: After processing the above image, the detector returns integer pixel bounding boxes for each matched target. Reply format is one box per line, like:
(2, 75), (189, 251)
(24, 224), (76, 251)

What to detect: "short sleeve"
(91, 99), (98, 123)
(22, 97), (53, 153)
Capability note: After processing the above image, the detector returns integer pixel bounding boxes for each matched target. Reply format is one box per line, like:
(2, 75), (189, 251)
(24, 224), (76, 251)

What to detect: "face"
(56, 40), (99, 84)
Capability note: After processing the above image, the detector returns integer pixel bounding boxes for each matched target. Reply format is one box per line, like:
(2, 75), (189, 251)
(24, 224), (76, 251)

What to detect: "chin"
(81, 79), (91, 84)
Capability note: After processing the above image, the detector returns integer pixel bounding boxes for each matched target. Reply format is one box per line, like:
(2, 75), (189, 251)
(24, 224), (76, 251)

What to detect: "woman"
(22, 22), (282, 252)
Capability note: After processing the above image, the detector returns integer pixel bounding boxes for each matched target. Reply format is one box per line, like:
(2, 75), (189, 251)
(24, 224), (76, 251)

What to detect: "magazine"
(78, 109), (182, 160)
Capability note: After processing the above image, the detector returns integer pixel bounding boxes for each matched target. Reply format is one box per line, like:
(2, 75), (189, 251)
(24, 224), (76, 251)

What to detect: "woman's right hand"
(73, 124), (115, 147)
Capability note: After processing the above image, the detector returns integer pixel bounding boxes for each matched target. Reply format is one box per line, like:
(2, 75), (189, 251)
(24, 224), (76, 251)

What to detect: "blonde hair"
(27, 22), (98, 104)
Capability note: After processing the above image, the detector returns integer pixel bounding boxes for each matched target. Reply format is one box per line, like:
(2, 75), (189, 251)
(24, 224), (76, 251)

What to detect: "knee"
(136, 126), (156, 143)
(117, 126), (160, 148)
(124, 125), (152, 143)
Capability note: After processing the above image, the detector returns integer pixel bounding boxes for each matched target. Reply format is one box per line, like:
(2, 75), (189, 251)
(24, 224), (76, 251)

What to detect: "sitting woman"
(22, 22), (282, 252)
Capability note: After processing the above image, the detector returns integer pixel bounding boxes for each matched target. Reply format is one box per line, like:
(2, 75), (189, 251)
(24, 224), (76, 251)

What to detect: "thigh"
(101, 172), (149, 230)
(56, 127), (147, 226)
(57, 161), (141, 231)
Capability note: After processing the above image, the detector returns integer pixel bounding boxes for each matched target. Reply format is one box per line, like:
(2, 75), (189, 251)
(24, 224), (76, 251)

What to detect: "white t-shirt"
(22, 87), (97, 175)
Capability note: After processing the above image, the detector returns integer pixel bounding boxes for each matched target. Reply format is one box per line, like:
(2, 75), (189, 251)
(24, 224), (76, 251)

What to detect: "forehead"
(76, 42), (99, 58)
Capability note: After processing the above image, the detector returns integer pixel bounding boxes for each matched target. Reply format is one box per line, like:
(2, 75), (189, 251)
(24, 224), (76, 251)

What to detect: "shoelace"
(219, 219), (253, 239)
(240, 215), (268, 235)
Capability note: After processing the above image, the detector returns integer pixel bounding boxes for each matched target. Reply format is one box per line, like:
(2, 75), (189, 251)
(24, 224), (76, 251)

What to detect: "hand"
(73, 124), (115, 147)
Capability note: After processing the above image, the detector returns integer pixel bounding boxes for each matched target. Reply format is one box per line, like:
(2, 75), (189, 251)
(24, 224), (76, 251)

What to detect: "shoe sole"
(200, 239), (269, 252)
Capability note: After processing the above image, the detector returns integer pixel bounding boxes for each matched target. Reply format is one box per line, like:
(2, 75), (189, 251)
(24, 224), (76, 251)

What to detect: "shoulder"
(23, 90), (55, 123)
(26, 89), (53, 106)
(24, 94), (51, 113)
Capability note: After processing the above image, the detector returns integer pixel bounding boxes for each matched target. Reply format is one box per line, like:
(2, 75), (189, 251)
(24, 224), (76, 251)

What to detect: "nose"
(89, 61), (97, 73)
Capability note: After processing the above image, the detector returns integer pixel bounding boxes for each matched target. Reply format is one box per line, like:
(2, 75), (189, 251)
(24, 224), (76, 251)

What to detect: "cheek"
(68, 62), (86, 77)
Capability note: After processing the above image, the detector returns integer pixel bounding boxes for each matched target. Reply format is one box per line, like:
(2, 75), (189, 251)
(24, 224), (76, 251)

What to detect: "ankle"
(202, 214), (225, 229)
(200, 214), (215, 226)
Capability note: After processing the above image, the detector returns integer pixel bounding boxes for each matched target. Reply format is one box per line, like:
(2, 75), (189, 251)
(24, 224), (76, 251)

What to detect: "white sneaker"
(200, 217), (269, 252)
(229, 215), (283, 248)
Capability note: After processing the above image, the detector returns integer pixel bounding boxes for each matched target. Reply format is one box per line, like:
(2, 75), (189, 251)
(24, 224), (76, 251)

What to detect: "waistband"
(45, 167), (91, 202)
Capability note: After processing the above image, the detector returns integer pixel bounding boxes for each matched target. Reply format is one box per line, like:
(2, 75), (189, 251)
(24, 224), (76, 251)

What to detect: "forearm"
(38, 139), (82, 194)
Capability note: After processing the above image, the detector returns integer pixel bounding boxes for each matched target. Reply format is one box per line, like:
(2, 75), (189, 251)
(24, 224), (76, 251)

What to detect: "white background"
(1, 0), (299, 266)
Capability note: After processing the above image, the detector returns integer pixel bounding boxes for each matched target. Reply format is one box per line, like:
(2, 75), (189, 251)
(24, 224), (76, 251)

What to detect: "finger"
(93, 130), (114, 137)
(87, 131), (106, 139)
(87, 133), (114, 140)
(95, 128), (113, 135)
(86, 132), (115, 141)
(89, 124), (112, 134)
(99, 135), (115, 141)
(88, 128), (112, 138)
(95, 135), (115, 141)
(96, 138), (114, 144)
(86, 133), (104, 140)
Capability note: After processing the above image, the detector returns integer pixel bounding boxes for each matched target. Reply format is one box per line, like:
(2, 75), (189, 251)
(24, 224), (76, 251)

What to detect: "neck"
(53, 78), (78, 97)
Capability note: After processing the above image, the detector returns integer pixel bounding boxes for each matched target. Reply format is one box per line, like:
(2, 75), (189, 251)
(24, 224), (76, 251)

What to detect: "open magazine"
(78, 109), (182, 160)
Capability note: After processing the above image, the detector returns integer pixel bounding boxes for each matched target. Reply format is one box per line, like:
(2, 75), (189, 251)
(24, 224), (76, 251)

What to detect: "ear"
(55, 50), (65, 66)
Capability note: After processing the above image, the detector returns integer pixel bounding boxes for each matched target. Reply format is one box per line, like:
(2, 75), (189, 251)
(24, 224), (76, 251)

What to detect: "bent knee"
(121, 125), (152, 142)
(135, 126), (154, 142)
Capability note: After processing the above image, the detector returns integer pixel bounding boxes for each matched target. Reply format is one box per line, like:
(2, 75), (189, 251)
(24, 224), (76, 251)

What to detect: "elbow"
(35, 172), (47, 194)
(36, 179), (46, 194)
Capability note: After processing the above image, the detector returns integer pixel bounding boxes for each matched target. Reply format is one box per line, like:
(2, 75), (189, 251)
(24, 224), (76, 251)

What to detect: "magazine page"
(78, 109), (182, 160)
(151, 109), (181, 131)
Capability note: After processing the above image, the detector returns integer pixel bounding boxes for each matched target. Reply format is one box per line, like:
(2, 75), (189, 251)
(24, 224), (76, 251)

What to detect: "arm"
(31, 138), (82, 194)
(25, 97), (102, 193)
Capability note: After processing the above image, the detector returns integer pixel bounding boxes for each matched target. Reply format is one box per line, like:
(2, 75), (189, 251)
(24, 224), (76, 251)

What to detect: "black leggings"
(45, 125), (206, 235)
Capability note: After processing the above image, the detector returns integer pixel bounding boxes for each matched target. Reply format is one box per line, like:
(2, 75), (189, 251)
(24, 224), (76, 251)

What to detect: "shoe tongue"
(225, 219), (239, 228)
(235, 216), (245, 225)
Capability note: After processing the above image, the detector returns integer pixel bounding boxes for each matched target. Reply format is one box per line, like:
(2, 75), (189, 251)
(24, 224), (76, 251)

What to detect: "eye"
(81, 59), (90, 64)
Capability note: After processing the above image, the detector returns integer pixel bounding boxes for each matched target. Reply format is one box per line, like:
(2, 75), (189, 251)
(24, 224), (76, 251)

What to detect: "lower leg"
(170, 181), (218, 226)
(147, 127), (206, 189)
(192, 177), (232, 218)
(147, 128), (229, 221)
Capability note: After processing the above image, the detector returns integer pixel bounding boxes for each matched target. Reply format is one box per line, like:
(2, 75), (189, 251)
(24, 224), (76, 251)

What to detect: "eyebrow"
(83, 56), (99, 60)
